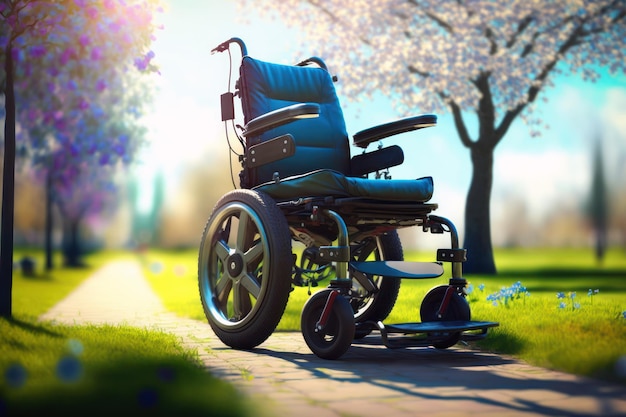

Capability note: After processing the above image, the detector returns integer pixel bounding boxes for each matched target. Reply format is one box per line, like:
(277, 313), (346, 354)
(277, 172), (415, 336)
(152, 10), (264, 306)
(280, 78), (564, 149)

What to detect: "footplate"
(357, 320), (499, 349)
(349, 261), (444, 279)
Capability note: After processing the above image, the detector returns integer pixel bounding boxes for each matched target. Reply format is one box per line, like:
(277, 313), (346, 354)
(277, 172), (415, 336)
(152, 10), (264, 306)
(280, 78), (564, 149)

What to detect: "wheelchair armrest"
(243, 103), (320, 137)
(352, 114), (437, 149)
(350, 145), (404, 177)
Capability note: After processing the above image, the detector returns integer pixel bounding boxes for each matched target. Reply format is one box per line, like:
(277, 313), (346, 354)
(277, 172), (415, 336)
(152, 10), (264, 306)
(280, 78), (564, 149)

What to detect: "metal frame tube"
(322, 209), (350, 282)
(429, 215), (463, 280)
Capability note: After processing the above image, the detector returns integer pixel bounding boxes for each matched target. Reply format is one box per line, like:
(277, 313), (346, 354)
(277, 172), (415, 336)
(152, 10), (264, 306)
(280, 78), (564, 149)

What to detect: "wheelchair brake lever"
(210, 41), (229, 54)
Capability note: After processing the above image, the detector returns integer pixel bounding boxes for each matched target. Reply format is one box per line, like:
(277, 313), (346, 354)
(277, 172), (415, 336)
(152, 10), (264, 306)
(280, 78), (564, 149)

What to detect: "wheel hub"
(226, 253), (244, 277)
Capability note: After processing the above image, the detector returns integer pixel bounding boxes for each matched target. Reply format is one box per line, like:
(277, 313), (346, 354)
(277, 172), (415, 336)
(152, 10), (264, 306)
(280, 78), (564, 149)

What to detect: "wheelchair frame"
(200, 37), (498, 360)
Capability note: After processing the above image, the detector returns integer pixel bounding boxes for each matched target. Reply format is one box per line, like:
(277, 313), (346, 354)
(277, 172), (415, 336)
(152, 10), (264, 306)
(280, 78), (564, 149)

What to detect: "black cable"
(222, 46), (245, 189)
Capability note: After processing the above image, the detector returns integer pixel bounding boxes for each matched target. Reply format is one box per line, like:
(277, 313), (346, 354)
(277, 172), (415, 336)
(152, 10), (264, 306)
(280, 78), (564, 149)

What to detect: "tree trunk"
(462, 145), (497, 275)
(45, 169), (54, 271)
(0, 42), (16, 318)
(62, 218), (85, 268)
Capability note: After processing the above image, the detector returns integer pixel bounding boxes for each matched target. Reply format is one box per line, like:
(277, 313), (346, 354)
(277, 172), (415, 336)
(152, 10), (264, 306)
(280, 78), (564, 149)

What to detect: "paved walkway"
(40, 260), (626, 417)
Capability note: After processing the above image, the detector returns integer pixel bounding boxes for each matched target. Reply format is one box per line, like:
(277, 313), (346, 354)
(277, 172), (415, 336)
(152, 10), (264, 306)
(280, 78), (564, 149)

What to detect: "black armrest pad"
(350, 145), (404, 177)
(243, 103), (320, 137)
(353, 114), (437, 148)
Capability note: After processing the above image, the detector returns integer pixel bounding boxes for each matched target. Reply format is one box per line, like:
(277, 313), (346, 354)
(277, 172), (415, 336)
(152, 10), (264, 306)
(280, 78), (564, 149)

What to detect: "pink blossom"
(86, 7), (98, 19)
(96, 79), (107, 92)
(91, 47), (102, 61)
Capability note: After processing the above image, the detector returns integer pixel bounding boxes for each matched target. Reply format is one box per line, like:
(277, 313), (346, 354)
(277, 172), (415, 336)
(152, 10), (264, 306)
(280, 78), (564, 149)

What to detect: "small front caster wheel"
(420, 285), (471, 349)
(301, 289), (355, 360)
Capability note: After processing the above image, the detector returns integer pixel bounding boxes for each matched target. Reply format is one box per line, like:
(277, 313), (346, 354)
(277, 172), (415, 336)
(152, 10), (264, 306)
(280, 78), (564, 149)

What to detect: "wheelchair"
(199, 37), (498, 360)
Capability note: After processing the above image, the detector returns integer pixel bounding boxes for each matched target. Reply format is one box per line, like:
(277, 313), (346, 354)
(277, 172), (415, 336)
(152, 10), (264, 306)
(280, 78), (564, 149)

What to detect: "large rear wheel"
(198, 189), (292, 349)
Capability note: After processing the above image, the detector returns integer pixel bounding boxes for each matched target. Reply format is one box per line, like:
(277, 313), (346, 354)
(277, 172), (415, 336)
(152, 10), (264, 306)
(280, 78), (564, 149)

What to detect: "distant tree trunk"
(45, 169), (54, 271)
(1, 41), (16, 318)
(463, 145), (497, 274)
(590, 138), (608, 264)
(62, 217), (84, 267)
(451, 73), (501, 275)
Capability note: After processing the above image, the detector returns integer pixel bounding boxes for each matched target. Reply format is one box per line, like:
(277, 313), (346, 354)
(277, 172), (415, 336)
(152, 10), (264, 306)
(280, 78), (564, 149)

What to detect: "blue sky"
(137, 1), (626, 240)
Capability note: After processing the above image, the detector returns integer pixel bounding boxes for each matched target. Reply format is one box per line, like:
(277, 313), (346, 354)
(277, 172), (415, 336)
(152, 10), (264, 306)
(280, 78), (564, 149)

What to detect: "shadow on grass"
(468, 267), (626, 293)
(1, 357), (250, 417)
(475, 328), (526, 355)
(6, 317), (63, 339)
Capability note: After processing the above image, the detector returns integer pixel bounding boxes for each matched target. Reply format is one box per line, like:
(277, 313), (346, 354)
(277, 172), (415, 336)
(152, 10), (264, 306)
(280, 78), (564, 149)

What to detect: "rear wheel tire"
(198, 190), (292, 350)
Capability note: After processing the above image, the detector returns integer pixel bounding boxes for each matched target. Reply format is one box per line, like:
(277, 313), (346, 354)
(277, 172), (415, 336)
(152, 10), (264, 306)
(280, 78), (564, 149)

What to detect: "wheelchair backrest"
(239, 56), (351, 187)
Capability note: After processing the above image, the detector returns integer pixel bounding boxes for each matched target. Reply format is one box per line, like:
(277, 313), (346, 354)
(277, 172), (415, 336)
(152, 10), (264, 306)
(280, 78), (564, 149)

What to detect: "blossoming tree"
(238, 0), (626, 273)
(1, 0), (162, 317)
(17, 44), (153, 268)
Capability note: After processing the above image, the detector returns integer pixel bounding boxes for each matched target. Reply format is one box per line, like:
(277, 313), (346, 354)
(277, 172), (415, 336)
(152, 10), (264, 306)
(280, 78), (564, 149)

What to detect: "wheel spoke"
(240, 272), (261, 299)
(215, 271), (232, 305)
(233, 282), (252, 318)
(214, 239), (230, 263)
(236, 211), (251, 251)
(216, 279), (233, 316)
(243, 239), (263, 265)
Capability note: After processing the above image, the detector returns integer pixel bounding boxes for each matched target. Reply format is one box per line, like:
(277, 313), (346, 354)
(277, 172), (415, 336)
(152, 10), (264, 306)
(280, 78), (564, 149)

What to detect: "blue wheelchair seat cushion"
(254, 169), (433, 202)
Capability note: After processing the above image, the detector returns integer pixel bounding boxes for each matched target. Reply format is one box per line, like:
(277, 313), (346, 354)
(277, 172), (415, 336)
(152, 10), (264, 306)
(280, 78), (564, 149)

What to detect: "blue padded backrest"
(240, 56), (351, 186)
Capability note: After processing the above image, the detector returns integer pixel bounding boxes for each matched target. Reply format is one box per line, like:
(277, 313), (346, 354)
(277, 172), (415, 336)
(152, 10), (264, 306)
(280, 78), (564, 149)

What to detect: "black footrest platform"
(382, 320), (498, 334)
(356, 320), (499, 349)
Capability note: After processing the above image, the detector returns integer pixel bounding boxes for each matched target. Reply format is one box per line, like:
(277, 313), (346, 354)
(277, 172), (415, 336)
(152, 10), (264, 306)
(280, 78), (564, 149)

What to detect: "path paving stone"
(40, 259), (626, 417)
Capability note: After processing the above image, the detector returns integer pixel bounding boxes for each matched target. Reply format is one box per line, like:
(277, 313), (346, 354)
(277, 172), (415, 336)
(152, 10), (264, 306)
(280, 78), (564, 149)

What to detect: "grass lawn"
(142, 246), (626, 384)
(1, 250), (251, 417)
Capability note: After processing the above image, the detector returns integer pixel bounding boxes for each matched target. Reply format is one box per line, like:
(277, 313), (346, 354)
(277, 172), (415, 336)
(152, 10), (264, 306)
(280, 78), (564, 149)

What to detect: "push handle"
(211, 37), (247, 56)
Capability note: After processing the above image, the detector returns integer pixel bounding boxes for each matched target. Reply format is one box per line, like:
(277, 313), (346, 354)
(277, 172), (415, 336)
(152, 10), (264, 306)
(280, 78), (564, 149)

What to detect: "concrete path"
(40, 259), (626, 417)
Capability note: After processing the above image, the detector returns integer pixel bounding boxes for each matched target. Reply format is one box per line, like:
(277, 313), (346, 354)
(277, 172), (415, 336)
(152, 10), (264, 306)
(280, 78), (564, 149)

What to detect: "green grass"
(0, 316), (250, 417)
(142, 246), (626, 383)
(2, 250), (252, 417)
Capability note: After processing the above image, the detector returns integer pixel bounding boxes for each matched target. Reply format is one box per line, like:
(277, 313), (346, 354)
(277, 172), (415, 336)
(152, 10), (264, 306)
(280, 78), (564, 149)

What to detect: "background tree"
(587, 137), (608, 264)
(238, 0), (626, 273)
(18, 64), (153, 267)
(1, 0), (162, 317)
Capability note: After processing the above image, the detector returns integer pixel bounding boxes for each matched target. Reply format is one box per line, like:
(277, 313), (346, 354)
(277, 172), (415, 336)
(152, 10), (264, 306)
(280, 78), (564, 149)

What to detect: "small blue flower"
(569, 292), (576, 299)
(622, 311), (626, 319)
(558, 302), (567, 309)
(478, 283), (485, 291)
(56, 356), (82, 383)
(4, 363), (27, 388)
(557, 292), (566, 299)
(573, 303), (581, 309)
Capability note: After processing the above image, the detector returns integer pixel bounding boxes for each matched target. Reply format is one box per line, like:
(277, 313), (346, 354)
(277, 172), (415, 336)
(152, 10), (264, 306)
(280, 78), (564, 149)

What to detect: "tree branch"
(307, 0), (371, 45)
(505, 15), (534, 49)
(496, 2), (625, 142)
(444, 94), (474, 149)
(407, 0), (454, 34)
(407, 64), (430, 77)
